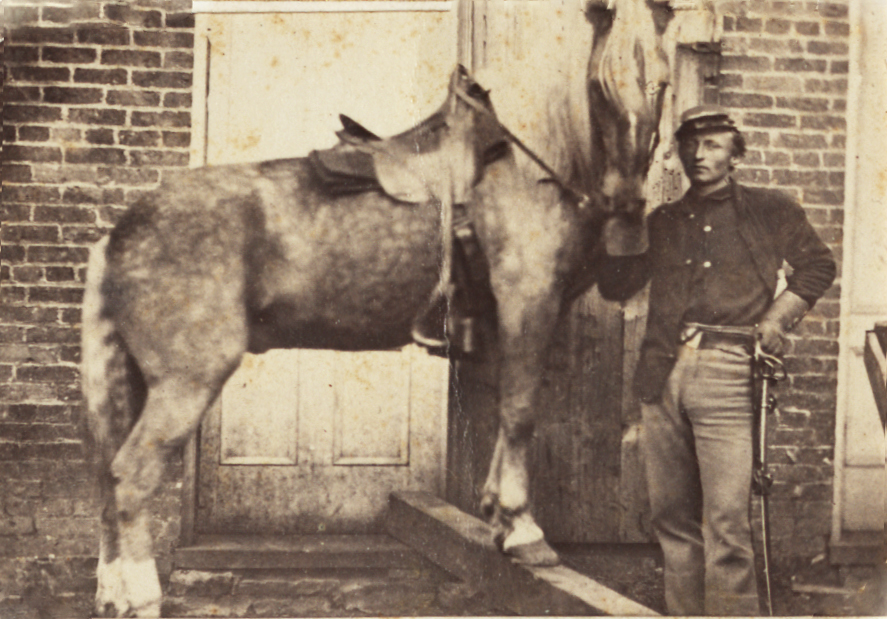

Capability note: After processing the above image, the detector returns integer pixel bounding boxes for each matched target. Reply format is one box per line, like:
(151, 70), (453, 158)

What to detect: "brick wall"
(717, 1), (848, 566)
(1, 0), (194, 596)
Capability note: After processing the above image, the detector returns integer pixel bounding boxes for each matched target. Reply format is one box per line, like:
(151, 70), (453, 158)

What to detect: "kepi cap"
(675, 104), (738, 139)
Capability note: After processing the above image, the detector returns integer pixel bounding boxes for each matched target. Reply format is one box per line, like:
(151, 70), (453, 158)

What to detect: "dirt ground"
(557, 542), (887, 616)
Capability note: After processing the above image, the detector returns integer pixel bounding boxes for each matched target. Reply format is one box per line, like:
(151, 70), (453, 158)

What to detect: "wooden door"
(190, 7), (456, 535)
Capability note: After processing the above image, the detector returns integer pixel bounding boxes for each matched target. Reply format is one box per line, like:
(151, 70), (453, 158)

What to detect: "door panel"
(193, 8), (455, 534)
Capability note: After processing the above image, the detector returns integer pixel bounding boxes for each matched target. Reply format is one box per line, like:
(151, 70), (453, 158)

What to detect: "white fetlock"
(501, 511), (545, 551)
(96, 557), (162, 617)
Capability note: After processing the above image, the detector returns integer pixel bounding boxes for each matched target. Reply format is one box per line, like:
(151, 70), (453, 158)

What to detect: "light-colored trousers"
(641, 339), (760, 616)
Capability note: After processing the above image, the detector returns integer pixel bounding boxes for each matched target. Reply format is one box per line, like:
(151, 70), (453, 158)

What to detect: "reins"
(453, 85), (594, 210)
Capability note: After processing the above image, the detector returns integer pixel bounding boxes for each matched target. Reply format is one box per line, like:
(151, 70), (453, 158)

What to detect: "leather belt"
(680, 322), (755, 350)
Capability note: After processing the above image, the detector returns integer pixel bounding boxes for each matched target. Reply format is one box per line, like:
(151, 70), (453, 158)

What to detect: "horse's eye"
(468, 83), (486, 100)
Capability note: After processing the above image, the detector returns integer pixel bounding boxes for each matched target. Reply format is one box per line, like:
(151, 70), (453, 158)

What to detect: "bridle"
(452, 83), (595, 210)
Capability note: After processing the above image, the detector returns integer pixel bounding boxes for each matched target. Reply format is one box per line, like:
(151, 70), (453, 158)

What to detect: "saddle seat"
(309, 98), (507, 205)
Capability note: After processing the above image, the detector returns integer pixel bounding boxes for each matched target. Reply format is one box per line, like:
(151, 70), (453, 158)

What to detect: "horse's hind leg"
(82, 238), (158, 617)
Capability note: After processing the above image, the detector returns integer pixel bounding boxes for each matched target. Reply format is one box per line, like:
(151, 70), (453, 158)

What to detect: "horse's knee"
(502, 418), (535, 443)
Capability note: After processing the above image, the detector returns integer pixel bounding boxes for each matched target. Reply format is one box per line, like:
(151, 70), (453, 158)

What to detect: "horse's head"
(587, 0), (673, 219)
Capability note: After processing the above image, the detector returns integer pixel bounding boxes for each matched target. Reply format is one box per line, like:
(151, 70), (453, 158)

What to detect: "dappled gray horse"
(81, 2), (673, 615)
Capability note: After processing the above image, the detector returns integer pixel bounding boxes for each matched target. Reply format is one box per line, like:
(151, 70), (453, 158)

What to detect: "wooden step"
(386, 490), (660, 616)
(173, 533), (430, 570)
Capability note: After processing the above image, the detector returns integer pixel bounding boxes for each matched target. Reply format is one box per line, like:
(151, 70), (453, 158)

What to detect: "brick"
(96, 167), (160, 185)
(7, 6), (40, 23)
(735, 16), (762, 32)
(3, 185), (62, 204)
(742, 113), (796, 128)
(34, 206), (96, 225)
(824, 21), (850, 36)
(5, 105), (63, 123)
(775, 58), (828, 73)
(744, 75), (802, 93)
(131, 110), (191, 128)
(73, 68), (128, 85)
(721, 55), (771, 72)
(42, 46), (98, 65)
(773, 170), (828, 188)
(163, 51), (194, 69)
(764, 151), (791, 166)
(764, 18), (791, 34)
(166, 12), (196, 28)
(43, 87), (103, 105)
(65, 147), (126, 165)
(106, 90), (161, 107)
(2, 165), (33, 183)
(2, 244), (26, 266)
(804, 78), (848, 94)
(803, 189), (844, 205)
(718, 73), (742, 89)
(776, 133), (829, 149)
(119, 130), (161, 147)
(101, 49), (162, 68)
(820, 3), (849, 18)
(63, 186), (104, 204)
(10, 27), (75, 45)
(62, 226), (106, 244)
(775, 96), (829, 112)
(801, 115), (846, 131)
(5, 86), (42, 103)
(0, 325), (28, 343)
(18, 126), (51, 142)
(26, 246), (90, 264)
(46, 267), (77, 283)
(830, 60), (849, 74)
(795, 21), (820, 35)
(4, 266), (43, 286)
(6, 46), (41, 64)
(719, 92), (773, 109)
(29, 287), (85, 306)
(823, 153), (845, 167)
(76, 26), (130, 46)
(749, 37), (803, 55)
(1, 204), (31, 223)
(2, 225), (60, 244)
(133, 31), (194, 49)
(104, 3), (163, 27)
(793, 153), (820, 167)
(68, 108), (126, 126)
(129, 150), (190, 167)
(163, 92), (192, 108)
(832, 98), (846, 112)
(735, 168), (770, 185)
(50, 128), (84, 143)
(162, 131), (191, 148)
(0, 305), (59, 324)
(807, 40), (849, 55)
(41, 5), (73, 22)
(131, 71), (192, 89)
(10, 65), (71, 83)
(3, 125), (16, 143)
(85, 129), (115, 146)
(831, 134), (846, 148)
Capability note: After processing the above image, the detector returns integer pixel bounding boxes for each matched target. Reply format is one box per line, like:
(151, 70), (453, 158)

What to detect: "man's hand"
(754, 291), (810, 357)
(754, 320), (787, 356)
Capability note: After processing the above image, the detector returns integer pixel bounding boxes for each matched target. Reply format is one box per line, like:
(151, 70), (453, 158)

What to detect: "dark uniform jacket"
(597, 180), (836, 403)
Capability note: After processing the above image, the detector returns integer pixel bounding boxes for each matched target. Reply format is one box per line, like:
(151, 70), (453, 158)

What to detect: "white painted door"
(191, 7), (456, 534)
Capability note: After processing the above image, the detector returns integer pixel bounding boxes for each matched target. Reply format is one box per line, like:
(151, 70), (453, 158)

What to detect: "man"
(597, 105), (836, 615)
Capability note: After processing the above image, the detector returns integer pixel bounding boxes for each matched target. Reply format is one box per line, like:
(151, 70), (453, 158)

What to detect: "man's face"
(677, 130), (738, 190)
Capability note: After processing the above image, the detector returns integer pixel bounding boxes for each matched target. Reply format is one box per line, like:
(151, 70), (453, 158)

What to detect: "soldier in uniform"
(597, 105), (836, 615)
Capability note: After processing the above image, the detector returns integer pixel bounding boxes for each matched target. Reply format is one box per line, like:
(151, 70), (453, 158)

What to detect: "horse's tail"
(81, 236), (145, 465)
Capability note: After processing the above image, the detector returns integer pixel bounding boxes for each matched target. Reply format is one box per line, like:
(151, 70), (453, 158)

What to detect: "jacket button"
(685, 259), (692, 265)
(703, 261), (712, 268)
(703, 225), (712, 232)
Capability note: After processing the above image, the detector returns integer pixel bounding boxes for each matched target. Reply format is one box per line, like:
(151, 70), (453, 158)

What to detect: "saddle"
(308, 89), (507, 356)
(309, 106), (507, 204)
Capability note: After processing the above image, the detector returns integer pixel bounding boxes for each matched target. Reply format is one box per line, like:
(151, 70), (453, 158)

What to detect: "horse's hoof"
(480, 494), (497, 519)
(505, 538), (561, 567)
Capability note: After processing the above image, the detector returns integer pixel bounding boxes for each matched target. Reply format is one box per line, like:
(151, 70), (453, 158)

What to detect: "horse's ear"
(647, 0), (675, 34)
(585, 0), (614, 33)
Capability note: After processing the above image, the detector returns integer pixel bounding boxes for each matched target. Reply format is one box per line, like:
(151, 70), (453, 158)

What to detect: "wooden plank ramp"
(386, 491), (660, 616)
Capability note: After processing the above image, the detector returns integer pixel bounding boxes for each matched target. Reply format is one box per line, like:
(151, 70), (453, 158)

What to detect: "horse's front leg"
(482, 288), (561, 566)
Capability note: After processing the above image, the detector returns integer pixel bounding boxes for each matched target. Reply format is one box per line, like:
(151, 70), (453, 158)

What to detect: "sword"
(752, 342), (786, 616)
